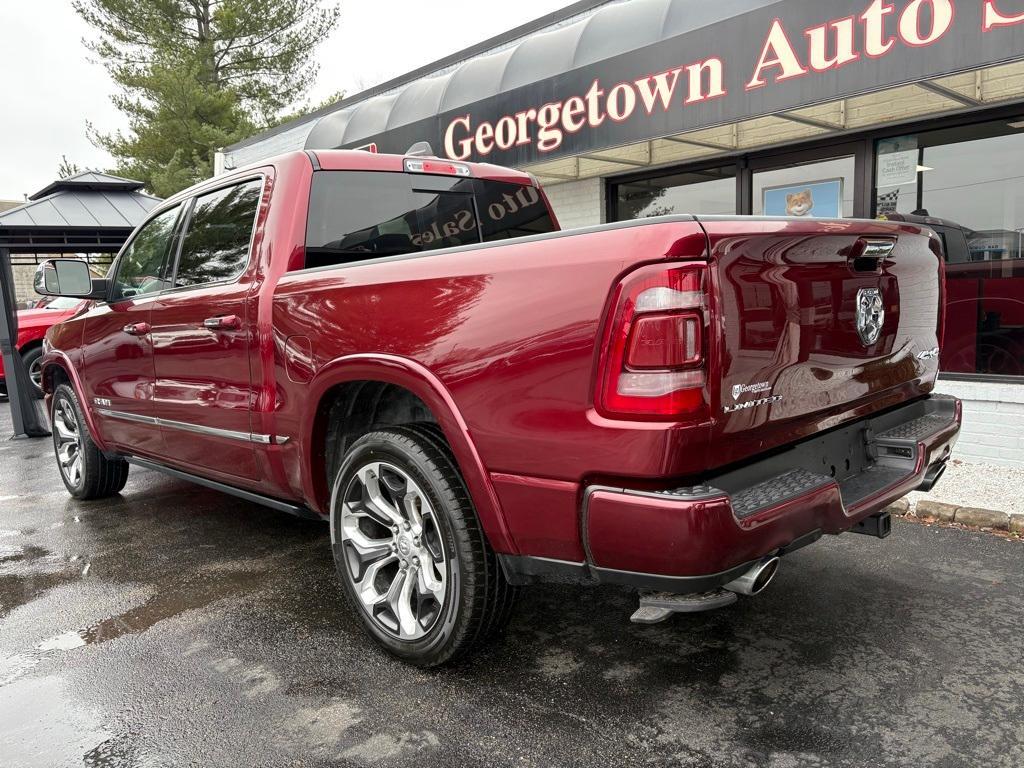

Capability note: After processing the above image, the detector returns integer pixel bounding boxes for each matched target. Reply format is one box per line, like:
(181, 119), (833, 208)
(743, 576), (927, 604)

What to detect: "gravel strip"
(908, 459), (1024, 516)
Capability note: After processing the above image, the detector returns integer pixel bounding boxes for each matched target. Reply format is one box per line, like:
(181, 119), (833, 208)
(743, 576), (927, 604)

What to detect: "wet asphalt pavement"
(1, 407), (1022, 768)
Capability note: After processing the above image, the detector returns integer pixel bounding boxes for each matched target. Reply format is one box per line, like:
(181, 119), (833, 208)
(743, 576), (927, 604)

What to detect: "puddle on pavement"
(0, 567), (272, 687)
(39, 630), (88, 651)
(0, 544), (51, 564)
(0, 570), (80, 618)
(0, 675), (112, 766)
(78, 568), (261, 646)
(83, 732), (143, 768)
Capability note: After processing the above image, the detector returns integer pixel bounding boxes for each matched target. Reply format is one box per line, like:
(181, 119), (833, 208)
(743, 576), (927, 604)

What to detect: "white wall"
(542, 178), (604, 231)
(935, 380), (1024, 468)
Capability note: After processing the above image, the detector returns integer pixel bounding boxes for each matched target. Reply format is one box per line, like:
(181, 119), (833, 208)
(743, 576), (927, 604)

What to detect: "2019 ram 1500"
(35, 149), (960, 666)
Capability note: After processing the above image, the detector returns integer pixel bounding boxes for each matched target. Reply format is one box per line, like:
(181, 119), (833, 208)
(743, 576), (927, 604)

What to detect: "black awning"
(298, 0), (1024, 168)
(303, 0), (770, 159)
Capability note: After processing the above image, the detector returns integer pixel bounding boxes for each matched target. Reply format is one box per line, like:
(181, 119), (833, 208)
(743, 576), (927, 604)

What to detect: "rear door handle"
(203, 314), (242, 331)
(122, 322), (151, 336)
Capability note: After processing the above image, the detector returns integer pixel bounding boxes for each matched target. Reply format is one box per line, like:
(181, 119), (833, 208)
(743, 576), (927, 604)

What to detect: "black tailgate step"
(730, 469), (833, 520)
(875, 414), (950, 443)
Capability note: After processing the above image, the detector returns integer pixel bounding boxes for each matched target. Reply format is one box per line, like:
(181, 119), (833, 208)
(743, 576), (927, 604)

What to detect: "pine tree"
(57, 155), (83, 179)
(74, 0), (340, 197)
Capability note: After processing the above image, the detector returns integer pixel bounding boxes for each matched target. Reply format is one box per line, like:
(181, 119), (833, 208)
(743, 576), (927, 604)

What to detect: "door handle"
(203, 314), (242, 331)
(122, 322), (151, 336)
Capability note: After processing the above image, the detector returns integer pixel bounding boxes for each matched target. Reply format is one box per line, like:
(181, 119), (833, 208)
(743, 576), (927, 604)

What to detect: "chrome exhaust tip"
(723, 556), (780, 596)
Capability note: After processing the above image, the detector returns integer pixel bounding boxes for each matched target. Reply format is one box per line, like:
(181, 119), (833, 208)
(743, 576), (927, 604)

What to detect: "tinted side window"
(111, 205), (180, 301)
(304, 171), (555, 269)
(175, 179), (262, 287)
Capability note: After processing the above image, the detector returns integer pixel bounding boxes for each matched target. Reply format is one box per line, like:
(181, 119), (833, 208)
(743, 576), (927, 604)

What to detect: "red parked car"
(34, 150), (960, 666)
(0, 296), (86, 398)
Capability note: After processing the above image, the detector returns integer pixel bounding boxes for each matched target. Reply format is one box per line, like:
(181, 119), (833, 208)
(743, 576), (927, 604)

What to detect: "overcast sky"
(0, 0), (576, 201)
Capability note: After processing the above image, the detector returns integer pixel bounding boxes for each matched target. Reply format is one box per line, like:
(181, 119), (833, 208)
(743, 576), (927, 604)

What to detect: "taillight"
(597, 264), (709, 419)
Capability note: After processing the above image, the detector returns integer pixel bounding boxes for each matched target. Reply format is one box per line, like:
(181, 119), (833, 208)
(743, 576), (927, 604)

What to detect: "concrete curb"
(884, 498), (1024, 535)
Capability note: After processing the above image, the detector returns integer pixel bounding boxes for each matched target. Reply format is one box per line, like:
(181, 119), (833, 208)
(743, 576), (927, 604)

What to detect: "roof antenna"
(406, 141), (434, 157)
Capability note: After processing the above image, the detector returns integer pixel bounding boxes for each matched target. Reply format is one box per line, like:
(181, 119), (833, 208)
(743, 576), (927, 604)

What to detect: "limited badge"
(856, 288), (885, 346)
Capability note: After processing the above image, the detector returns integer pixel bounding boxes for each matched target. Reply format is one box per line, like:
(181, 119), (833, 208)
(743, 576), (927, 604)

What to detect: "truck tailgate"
(697, 217), (943, 470)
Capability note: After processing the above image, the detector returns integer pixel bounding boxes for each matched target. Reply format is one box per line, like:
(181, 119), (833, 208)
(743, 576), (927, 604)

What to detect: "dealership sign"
(315, 0), (1024, 166)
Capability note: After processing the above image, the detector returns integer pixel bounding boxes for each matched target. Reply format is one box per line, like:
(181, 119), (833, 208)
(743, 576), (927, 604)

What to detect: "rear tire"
(330, 425), (516, 667)
(51, 384), (129, 500)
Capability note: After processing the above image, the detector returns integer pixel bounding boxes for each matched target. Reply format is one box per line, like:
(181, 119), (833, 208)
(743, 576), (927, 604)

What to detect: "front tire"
(330, 425), (516, 667)
(51, 384), (129, 500)
(21, 345), (44, 398)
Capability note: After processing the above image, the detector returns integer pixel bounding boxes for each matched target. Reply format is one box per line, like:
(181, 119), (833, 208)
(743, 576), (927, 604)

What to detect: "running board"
(125, 456), (321, 520)
(630, 589), (738, 624)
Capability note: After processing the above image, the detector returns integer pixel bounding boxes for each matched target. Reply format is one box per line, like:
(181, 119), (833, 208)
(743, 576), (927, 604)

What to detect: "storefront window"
(613, 166), (735, 220)
(753, 156), (856, 218)
(875, 122), (1024, 379)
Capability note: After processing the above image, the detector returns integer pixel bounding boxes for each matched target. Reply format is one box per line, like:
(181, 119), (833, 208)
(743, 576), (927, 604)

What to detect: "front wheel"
(21, 345), (44, 398)
(330, 425), (516, 667)
(51, 383), (129, 500)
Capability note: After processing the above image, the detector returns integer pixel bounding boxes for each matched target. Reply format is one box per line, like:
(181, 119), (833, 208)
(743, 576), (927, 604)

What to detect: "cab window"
(174, 179), (262, 288)
(110, 205), (181, 301)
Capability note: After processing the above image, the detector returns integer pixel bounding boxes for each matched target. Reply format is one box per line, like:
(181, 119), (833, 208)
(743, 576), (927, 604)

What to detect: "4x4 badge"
(856, 288), (885, 346)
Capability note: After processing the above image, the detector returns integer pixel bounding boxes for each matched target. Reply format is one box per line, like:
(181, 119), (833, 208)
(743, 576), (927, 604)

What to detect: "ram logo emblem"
(856, 288), (885, 346)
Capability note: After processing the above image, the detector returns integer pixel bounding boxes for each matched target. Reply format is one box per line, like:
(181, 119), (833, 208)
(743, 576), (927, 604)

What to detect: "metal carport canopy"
(293, 0), (1024, 168)
(0, 172), (160, 438)
(0, 171), (160, 253)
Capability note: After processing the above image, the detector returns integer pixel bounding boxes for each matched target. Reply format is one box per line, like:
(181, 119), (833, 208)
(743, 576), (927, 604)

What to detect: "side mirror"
(34, 259), (107, 299)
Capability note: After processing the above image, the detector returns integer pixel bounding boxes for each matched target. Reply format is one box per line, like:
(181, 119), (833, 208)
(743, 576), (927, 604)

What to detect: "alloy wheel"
(53, 398), (83, 487)
(339, 461), (448, 641)
(28, 357), (43, 391)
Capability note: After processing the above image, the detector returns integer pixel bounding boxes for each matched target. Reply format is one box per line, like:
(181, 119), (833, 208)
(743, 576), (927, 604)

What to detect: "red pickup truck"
(35, 149), (960, 666)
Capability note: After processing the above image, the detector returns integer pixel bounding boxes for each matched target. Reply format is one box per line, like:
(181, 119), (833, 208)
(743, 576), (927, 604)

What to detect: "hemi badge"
(93, 397), (112, 407)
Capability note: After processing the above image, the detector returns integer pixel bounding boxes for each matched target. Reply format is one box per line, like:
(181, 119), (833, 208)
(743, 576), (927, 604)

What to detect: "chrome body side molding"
(96, 408), (289, 445)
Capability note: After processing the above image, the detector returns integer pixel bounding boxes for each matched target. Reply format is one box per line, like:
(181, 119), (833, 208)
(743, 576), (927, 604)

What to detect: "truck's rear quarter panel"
(272, 220), (709, 560)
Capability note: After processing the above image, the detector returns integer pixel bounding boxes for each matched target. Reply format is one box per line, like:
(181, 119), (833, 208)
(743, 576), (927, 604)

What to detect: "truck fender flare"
(41, 350), (109, 453)
(305, 353), (518, 555)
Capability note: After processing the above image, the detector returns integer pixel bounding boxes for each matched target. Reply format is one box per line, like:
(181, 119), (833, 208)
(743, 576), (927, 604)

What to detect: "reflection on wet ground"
(0, 407), (1022, 767)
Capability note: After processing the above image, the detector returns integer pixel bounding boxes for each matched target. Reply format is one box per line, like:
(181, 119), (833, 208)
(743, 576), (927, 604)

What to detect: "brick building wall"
(543, 179), (605, 231)
(11, 264), (39, 306)
(935, 381), (1024, 468)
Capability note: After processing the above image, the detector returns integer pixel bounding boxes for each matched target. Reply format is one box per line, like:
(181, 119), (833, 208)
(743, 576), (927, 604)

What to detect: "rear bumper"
(502, 394), (961, 592)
